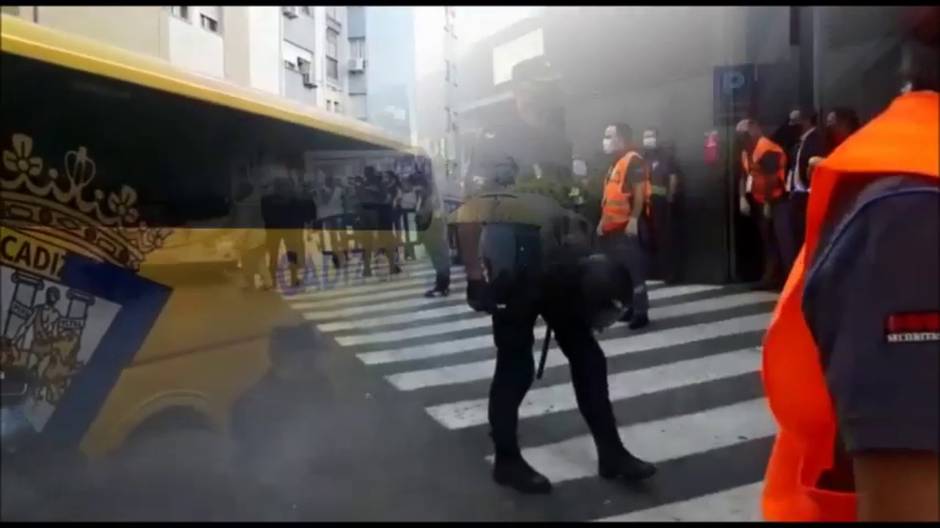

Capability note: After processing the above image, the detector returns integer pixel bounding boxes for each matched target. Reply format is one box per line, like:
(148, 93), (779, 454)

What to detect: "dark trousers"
(418, 215), (451, 291)
(357, 207), (400, 275)
(398, 208), (418, 260)
(785, 191), (809, 272)
(489, 302), (624, 458)
(265, 228), (306, 283)
(753, 199), (786, 286)
(599, 232), (650, 317)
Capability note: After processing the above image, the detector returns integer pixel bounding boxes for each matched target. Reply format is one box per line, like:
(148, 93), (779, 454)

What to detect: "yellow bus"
(0, 14), (431, 459)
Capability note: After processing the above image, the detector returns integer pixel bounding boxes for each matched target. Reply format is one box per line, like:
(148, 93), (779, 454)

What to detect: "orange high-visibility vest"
(742, 136), (787, 205)
(761, 91), (939, 522)
(600, 151), (651, 235)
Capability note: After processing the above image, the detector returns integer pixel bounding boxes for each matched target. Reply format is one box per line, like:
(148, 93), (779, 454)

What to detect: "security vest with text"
(741, 136), (786, 205)
(761, 91), (939, 522)
(600, 151), (651, 235)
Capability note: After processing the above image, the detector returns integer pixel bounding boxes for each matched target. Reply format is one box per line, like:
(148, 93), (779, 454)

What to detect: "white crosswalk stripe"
(367, 290), (772, 353)
(484, 397), (775, 483)
(594, 482), (764, 522)
(286, 269), (467, 303)
(386, 293), (776, 390)
(277, 256), (776, 522)
(358, 311), (768, 366)
(300, 287), (469, 321)
(425, 348), (763, 429)
(290, 278), (467, 311)
(320, 279), (677, 336)
(320, 303), (473, 332)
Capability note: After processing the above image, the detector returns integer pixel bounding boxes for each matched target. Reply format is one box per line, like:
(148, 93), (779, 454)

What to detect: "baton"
(536, 325), (552, 380)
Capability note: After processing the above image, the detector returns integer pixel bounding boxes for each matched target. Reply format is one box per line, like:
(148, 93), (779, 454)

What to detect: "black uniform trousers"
(489, 300), (624, 458)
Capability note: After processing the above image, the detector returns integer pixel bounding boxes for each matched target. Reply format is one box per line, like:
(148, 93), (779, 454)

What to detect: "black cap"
(511, 56), (561, 85)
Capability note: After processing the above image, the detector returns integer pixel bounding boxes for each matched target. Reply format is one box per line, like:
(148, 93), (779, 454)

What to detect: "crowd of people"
(737, 105), (862, 290)
(234, 154), (443, 292)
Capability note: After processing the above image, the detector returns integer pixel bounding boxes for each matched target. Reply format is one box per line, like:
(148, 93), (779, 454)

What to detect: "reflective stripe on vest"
(742, 136), (787, 204)
(761, 91), (939, 522)
(600, 151), (650, 234)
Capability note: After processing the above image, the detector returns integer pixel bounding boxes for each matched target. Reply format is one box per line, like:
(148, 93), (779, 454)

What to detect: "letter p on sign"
(722, 71), (746, 95)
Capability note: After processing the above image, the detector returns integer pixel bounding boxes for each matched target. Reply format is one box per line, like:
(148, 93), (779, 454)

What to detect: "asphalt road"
(1, 258), (776, 521)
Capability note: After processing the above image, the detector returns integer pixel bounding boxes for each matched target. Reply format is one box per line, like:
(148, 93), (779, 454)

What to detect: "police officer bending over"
(455, 57), (656, 495)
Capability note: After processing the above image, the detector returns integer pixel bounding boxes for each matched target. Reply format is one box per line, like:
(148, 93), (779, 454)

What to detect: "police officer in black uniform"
(454, 57), (656, 495)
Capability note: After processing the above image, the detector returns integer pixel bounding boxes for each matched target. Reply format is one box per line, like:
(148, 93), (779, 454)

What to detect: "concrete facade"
(12, 6), (358, 117)
(452, 6), (916, 283)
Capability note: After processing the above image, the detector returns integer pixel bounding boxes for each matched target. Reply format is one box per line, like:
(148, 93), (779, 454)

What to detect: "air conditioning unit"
(302, 72), (317, 88)
(348, 57), (365, 72)
(282, 6), (299, 19)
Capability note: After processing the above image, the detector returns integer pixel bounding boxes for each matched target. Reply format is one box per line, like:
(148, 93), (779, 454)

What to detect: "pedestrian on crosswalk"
(413, 155), (451, 298)
(454, 57), (657, 495)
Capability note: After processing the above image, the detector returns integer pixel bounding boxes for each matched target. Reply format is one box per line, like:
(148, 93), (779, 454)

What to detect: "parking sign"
(714, 64), (756, 125)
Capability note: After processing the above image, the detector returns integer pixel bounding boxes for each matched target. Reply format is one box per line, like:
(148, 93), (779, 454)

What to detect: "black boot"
(425, 273), (450, 298)
(619, 307), (634, 323)
(598, 448), (657, 481)
(628, 314), (650, 330)
(492, 453), (553, 494)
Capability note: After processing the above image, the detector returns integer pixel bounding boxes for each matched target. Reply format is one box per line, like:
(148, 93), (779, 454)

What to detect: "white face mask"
(602, 138), (617, 154)
(642, 137), (657, 149)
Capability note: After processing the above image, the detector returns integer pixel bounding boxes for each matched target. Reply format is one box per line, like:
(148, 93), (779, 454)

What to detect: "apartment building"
(5, 6), (359, 116)
(279, 5), (349, 113)
(346, 6), (417, 145)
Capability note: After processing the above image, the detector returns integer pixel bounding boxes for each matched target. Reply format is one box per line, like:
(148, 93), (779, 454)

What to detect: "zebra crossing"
(280, 258), (777, 522)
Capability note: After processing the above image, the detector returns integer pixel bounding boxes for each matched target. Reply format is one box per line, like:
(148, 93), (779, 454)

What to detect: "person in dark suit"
(780, 107), (826, 273)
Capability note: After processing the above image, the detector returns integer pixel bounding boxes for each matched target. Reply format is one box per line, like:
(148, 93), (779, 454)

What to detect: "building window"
(170, 6), (189, 20)
(349, 37), (365, 60)
(326, 28), (339, 81)
(200, 13), (219, 33)
(326, 6), (339, 22)
(326, 28), (339, 58)
(326, 57), (339, 81)
(301, 6), (312, 16)
(334, 101), (342, 114)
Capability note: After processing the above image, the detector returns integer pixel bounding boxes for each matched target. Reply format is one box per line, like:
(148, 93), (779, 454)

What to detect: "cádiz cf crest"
(1, 133), (172, 446)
